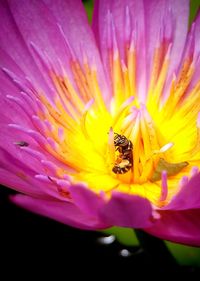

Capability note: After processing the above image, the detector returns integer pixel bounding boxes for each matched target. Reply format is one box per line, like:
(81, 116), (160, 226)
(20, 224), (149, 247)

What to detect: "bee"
(112, 133), (133, 174)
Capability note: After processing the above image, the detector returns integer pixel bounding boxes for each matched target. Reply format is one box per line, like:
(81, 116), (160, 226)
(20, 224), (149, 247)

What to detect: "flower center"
(33, 80), (199, 208)
(7, 42), (200, 208)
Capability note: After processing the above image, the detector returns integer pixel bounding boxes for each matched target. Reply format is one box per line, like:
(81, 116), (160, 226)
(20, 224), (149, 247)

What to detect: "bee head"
(114, 133), (128, 146)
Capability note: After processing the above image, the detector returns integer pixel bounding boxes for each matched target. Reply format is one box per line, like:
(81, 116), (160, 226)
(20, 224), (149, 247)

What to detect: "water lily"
(0, 0), (200, 247)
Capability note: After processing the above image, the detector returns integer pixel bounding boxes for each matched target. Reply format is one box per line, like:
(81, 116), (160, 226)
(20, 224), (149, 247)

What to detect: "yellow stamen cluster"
(35, 47), (200, 208)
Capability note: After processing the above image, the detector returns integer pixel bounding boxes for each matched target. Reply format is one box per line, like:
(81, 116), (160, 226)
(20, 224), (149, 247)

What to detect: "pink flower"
(1, 0), (200, 246)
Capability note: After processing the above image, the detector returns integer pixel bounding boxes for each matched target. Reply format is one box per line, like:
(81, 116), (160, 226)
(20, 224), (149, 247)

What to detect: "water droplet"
(119, 249), (131, 258)
(97, 235), (115, 245)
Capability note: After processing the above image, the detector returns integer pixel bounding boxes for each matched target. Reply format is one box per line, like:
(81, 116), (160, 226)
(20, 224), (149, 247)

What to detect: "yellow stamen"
(34, 47), (200, 208)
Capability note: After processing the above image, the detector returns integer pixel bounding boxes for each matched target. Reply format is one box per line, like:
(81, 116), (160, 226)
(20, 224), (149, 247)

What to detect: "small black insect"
(112, 133), (133, 174)
(15, 141), (29, 147)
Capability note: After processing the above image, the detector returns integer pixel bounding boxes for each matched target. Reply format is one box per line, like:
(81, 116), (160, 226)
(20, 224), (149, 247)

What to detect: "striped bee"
(112, 133), (133, 174)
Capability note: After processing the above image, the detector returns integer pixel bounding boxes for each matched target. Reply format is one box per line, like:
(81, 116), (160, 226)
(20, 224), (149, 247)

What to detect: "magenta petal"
(144, 0), (189, 83)
(163, 174), (200, 210)
(0, 126), (44, 171)
(0, 147), (44, 197)
(92, 0), (147, 100)
(11, 195), (109, 230)
(5, 0), (110, 105)
(0, 2), (52, 96)
(92, 0), (145, 59)
(7, 0), (68, 72)
(43, 0), (102, 64)
(144, 209), (200, 246)
(187, 11), (200, 90)
(0, 168), (46, 198)
(68, 184), (105, 217)
(0, 80), (29, 125)
(42, 0), (110, 104)
(93, 0), (189, 102)
(99, 192), (153, 228)
(193, 10), (200, 60)
(162, 0), (189, 77)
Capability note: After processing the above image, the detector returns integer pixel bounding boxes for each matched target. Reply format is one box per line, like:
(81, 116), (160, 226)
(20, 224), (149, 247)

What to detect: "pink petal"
(0, 125), (60, 197)
(93, 0), (189, 101)
(0, 125), (78, 199)
(0, 168), (46, 198)
(163, 173), (200, 210)
(92, 0), (147, 100)
(99, 192), (153, 228)
(11, 194), (109, 230)
(7, 0), (67, 72)
(193, 10), (200, 60)
(64, 185), (154, 228)
(144, 0), (189, 85)
(43, 0), (110, 105)
(144, 209), (200, 246)
(0, 125), (44, 168)
(69, 184), (105, 217)
(187, 11), (200, 91)
(0, 78), (28, 125)
(4, 0), (110, 105)
(162, 0), (189, 78)
(0, 2), (52, 96)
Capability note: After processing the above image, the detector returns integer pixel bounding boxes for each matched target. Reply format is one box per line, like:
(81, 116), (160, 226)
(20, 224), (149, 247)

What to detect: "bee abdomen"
(112, 164), (132, 174)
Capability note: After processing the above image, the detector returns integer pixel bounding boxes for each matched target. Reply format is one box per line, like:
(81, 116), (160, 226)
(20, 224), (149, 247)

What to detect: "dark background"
(0, 186), (200, 278)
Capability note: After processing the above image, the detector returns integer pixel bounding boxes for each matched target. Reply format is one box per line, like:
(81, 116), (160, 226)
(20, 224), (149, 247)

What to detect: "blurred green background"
(83, 0), (93, 22)
(190, 0), (200, 23)
(83, 0), (200, 267)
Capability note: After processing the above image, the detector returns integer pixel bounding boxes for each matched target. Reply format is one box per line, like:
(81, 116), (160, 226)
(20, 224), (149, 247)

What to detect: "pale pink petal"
(144, 0), (189, 86)
(92, 0), (189, 101)
(163, 0), (189, 79)
(92, 0), (147, 100)
(186, 10), (200, 91)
